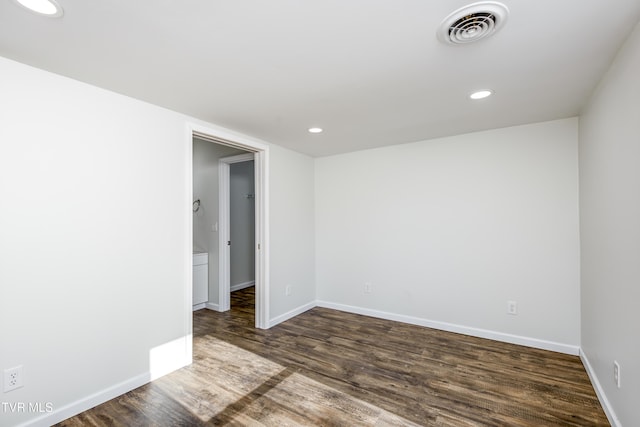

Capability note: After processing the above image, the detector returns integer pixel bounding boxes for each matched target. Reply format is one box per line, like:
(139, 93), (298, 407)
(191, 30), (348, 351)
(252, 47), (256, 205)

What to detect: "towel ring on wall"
(193, 199), (201, 213)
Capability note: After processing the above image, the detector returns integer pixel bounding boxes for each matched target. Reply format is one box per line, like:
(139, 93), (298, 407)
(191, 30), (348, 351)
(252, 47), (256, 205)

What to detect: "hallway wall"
(230, 160), (256, 288)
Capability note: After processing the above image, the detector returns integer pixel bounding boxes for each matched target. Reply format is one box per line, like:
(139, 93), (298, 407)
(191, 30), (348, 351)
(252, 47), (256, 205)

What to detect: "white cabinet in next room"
(193, 252), (208, 309)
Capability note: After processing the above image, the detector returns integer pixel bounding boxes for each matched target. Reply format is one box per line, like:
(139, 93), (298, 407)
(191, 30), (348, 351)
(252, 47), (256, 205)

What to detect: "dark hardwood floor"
(57, 287), (609, 426)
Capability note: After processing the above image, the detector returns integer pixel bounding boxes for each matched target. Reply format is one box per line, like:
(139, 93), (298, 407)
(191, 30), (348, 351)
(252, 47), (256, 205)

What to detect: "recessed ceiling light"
(469, 90), (493, 100)
(308, 127), (323, 134)
(12, 0), (63, 17)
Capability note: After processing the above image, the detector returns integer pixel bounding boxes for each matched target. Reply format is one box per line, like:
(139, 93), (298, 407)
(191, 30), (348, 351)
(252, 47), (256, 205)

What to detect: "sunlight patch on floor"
(154, 337), (422, 425)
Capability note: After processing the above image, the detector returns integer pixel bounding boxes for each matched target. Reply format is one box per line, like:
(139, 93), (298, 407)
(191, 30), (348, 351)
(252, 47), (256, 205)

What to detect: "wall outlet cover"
(4, 365), (24, 392)
(614, 361), (621, 388)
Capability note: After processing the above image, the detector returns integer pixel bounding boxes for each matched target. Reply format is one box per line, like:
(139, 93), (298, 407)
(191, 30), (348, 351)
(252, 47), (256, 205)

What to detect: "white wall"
(316, 118), (580, 350)
(230, 160), (255, 288)
(192, 138), (245, 304)
(579, 21), (640, 427)
(269, 145), (316, 321)
(0, 55), (188, 426)
(0, 55), (317, 426)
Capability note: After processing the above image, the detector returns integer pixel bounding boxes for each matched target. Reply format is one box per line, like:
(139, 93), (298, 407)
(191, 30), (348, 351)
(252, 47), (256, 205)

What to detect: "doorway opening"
(187, 124), (269, 341)
(218, 153), (255, 312)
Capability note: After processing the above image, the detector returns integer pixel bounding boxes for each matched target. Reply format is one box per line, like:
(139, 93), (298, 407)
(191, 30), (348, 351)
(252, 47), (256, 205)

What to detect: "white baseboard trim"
(580, 349), (620, 427)
(19, 336), (191, 427)
(268, 301), (317, 328)
(205, 302), (220, 311)
(231, 280), (255, 292)
(192, 303), (206, 311)
(19, 372), (151, 427)
(316, 301), (580, 355)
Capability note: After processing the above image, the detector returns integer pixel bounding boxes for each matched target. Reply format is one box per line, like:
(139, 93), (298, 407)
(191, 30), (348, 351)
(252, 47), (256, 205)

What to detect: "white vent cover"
(437, 2), (509, 45)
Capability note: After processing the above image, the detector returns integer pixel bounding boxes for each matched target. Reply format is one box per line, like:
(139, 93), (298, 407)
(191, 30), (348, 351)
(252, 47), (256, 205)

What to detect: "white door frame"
(187, 123), (269, 333)
(218, 153), (255, 312)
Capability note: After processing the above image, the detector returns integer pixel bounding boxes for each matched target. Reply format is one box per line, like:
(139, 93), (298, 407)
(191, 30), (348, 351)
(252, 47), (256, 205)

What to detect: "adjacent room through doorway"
(191, 133), (264, 327)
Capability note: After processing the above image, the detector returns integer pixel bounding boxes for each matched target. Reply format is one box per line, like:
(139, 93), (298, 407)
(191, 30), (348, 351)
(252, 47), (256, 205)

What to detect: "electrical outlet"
(614, 361), (621, 388)
(507, 300), (518, 315)
(364, 282), (372, 294)
(285, 285), (292, 296)
(4, 365), (23, 392)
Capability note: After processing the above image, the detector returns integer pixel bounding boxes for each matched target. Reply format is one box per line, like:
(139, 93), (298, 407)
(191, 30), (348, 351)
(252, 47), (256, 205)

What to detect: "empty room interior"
(1, 1), (639, 426)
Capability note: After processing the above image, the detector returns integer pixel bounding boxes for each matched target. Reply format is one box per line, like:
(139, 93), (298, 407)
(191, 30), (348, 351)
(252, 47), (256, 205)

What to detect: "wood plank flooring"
(57, 287), (609, 426)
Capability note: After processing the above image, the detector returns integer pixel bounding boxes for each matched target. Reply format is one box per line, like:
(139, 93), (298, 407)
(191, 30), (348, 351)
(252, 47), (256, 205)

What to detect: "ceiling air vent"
(437, 2), (509, 45)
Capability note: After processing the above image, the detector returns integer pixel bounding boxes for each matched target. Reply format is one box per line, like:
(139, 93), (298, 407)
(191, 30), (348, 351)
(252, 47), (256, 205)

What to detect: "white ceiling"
(1, 1), (639, 157)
